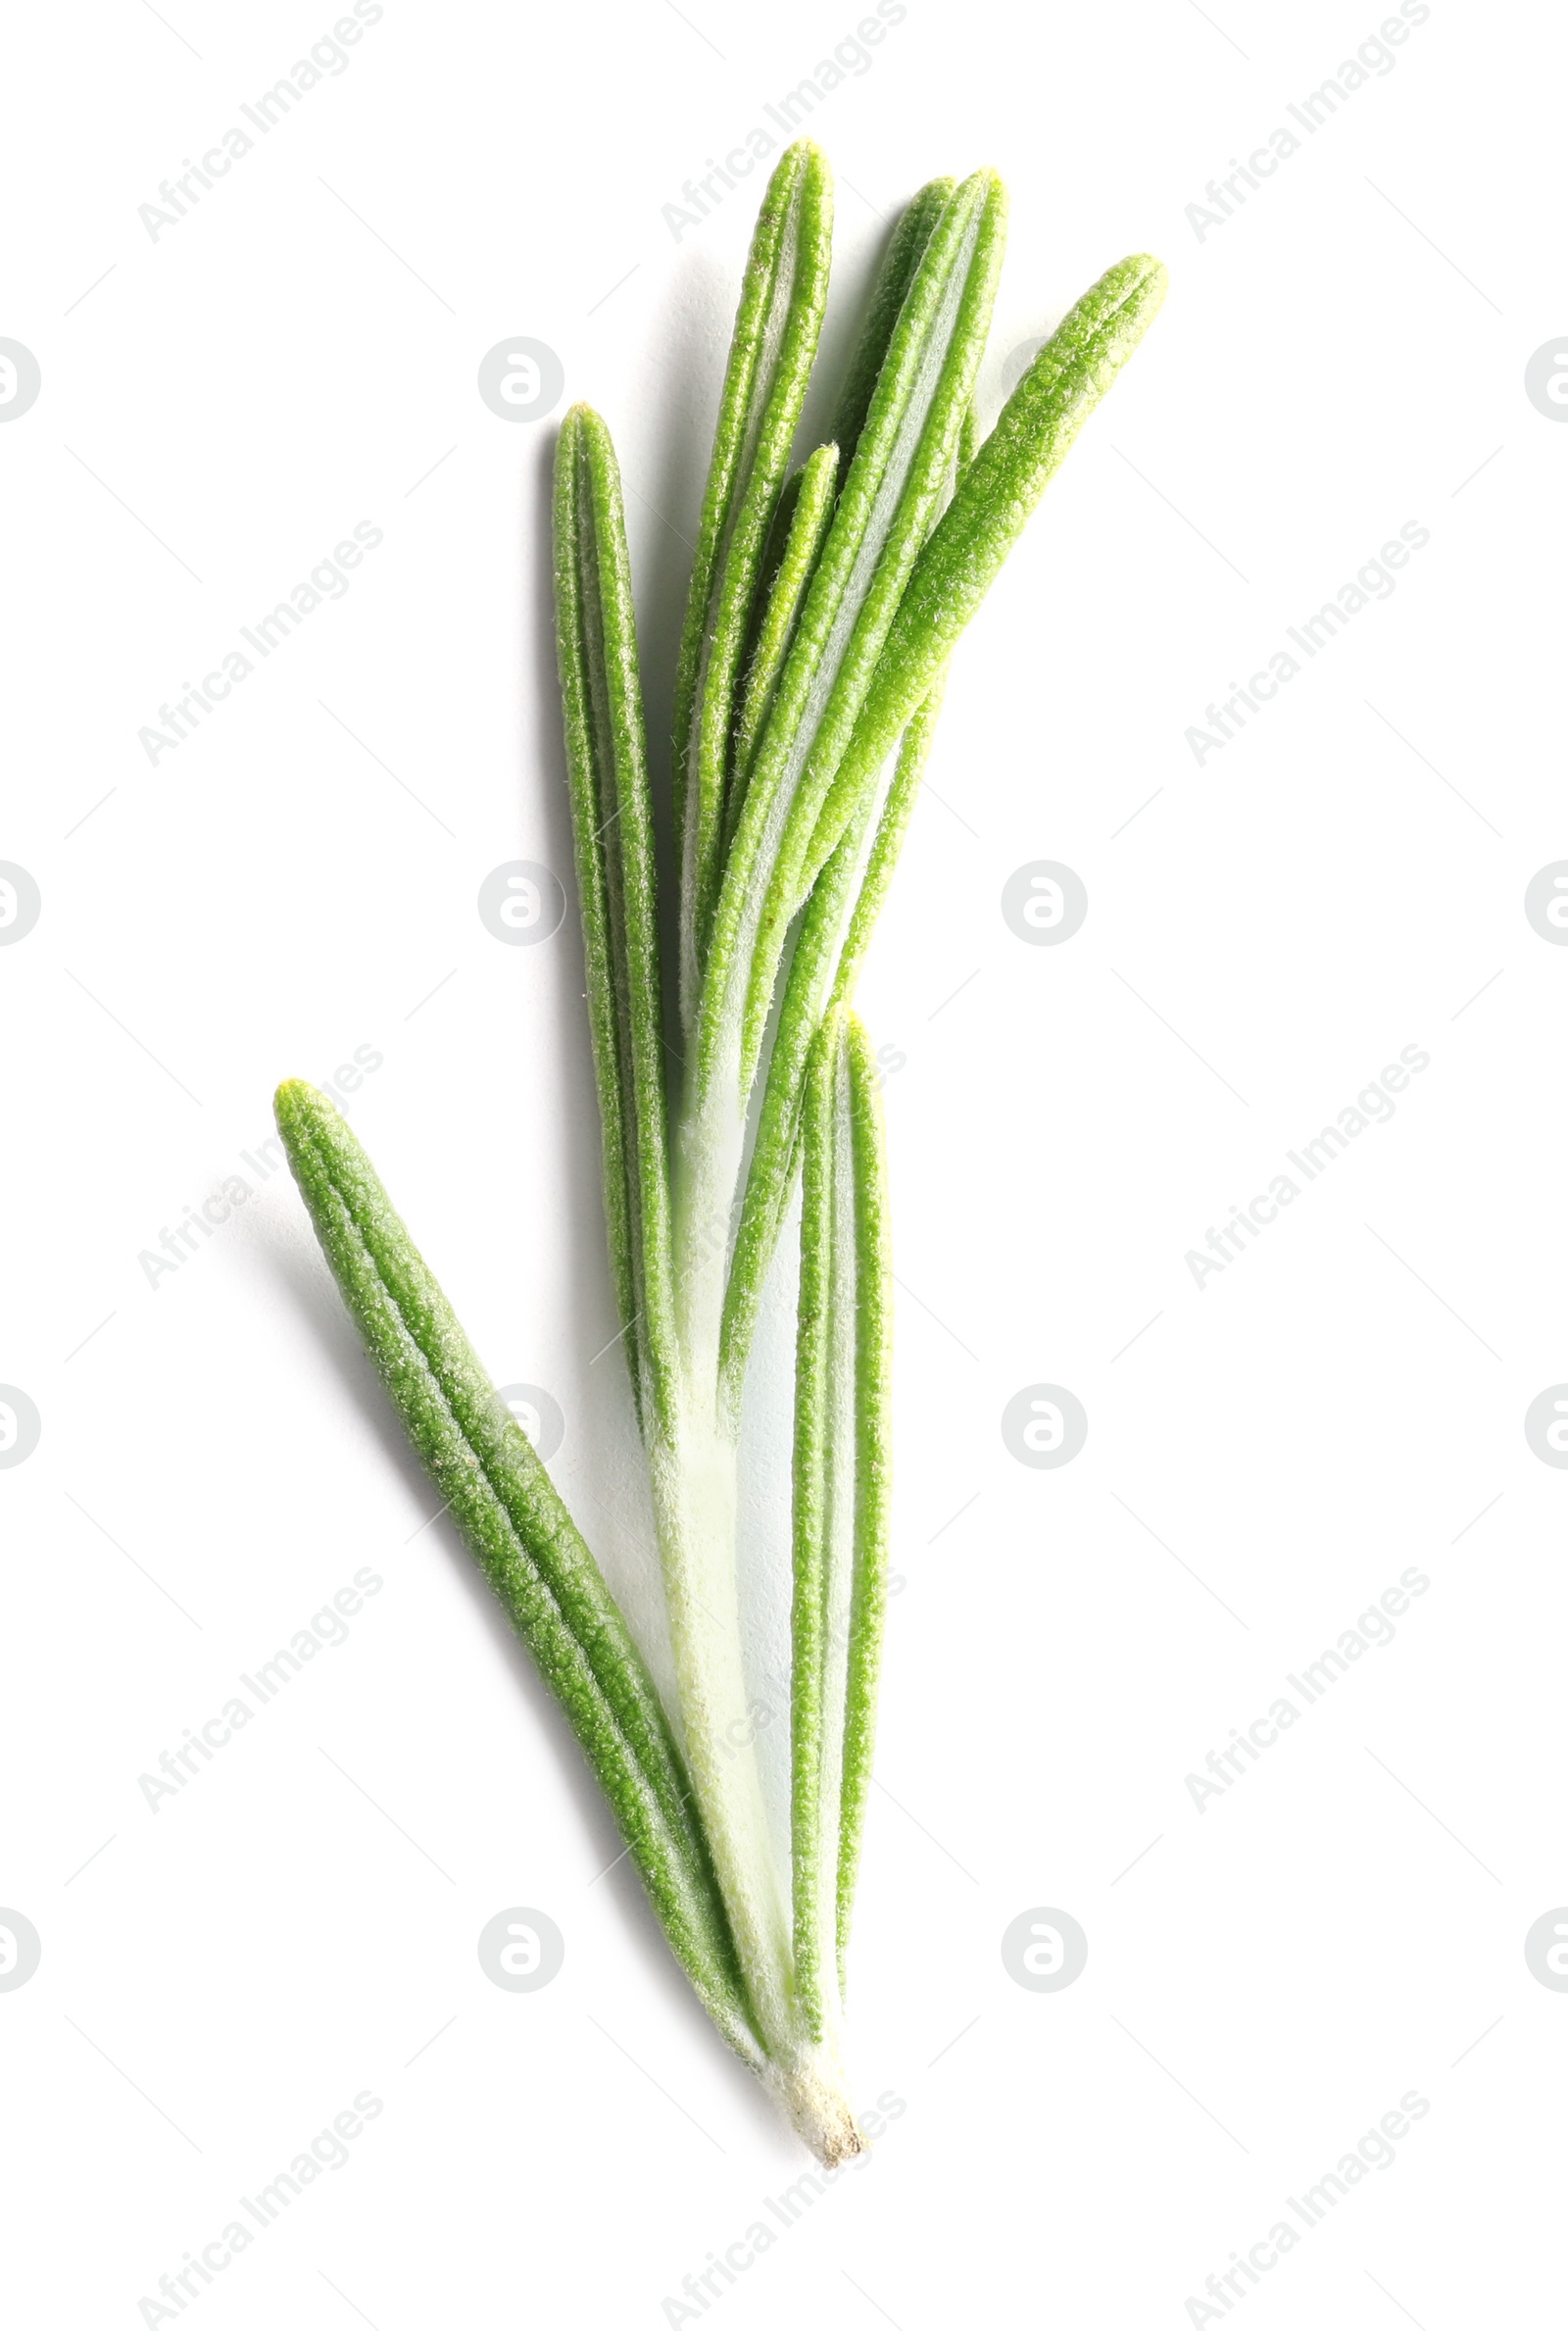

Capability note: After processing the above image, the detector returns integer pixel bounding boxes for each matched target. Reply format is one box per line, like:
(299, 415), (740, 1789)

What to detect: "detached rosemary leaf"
(554, 404), (676, 1435)
(670, 138), (833, 1033)
(804, 252), (1168, 889)
(274, 1081), (760, 2064)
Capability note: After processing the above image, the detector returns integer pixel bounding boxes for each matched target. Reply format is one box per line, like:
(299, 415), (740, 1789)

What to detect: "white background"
(3, 0), (1563, 2323)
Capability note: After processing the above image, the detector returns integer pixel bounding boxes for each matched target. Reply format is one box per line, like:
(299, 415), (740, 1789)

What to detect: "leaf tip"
(957, 164), (1008, 221)
(273, 1077), (334, 1141)
(1120, 252), (1170, 309)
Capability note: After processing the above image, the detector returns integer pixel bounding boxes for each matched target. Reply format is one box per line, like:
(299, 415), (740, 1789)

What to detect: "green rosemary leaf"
(728, 442), (838, 840)
(669, 138), (833, 1035)
(274, 1081), (760, 2064)
(828, 672), (949, 1018)
(553, 406), (677, 1433)
(696, 169), (1006, 1109)
(835, 1014), (892, 1985)
(790, 1011), (889, 2030)
(726, 460), (805, 780)
(789, 1011), (848, 2039)
(827, 175), (956, 477)
(814, 405), (976, 1021)
(804, 252), (1168, 890)
(717, 684), (943, 1413)
(715, 406), (975, 1406)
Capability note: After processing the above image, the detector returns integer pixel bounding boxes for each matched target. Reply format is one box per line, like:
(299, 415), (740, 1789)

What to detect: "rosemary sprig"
(275, 140), (1165, 2163)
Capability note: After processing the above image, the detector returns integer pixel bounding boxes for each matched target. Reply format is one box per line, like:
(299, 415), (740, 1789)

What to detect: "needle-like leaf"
(717, 412), (977, 1407)
(670, 139), (833, 1033)
(827, 174), (956, 477)
(554, 405), (677, 1433)
(718, 682), (944, 1412)
(790, 1011), (891, 2033)
(835, 1016), (892, 1986)
(804, 252), (1169, 891)
(789, 1013), (843, 2041)
(695, 169), (1007, 1107)
(728, 442), (838, 838)
(274, 1081), (760, 2064)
